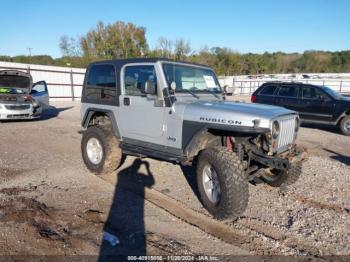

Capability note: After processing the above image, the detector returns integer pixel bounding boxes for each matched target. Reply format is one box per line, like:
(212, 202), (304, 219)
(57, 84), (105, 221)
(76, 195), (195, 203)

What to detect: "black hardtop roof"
(88, 57), (212, 69)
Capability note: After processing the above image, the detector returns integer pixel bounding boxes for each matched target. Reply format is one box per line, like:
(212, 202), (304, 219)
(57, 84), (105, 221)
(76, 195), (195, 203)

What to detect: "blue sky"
(1, 0), (349, 58)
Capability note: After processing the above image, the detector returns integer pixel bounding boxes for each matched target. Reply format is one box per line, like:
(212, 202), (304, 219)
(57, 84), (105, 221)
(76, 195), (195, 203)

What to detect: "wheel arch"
(183, 124), (223, 159)
(336, 111), (350, 125)
(82, 108), (121, 139)
(182, 120), (267, 159)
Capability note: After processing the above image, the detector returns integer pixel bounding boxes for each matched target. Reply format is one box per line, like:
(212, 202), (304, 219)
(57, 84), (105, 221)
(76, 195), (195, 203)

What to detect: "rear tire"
(81, 126), (122, 174)
(261, 162), (302, 187)
(196, 147), (248, 220)
(340, 115), (350, 136)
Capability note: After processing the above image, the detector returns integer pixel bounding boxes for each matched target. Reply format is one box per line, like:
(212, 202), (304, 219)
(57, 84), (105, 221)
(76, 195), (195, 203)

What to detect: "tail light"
(24, 95), (33, 102)
(251, 95), (257, 103)
(24, 95), (39, 108)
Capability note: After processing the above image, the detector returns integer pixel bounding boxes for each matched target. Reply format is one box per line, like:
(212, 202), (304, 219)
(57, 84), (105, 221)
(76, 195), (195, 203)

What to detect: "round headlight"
(272, 120), (280, 139)
(295, 117), (300, 132)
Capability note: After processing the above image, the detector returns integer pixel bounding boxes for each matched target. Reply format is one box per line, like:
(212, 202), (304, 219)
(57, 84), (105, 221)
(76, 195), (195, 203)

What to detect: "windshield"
(163, 63), (222, 93)
(0, 75), (30, 94)
(322, 86), (344, 99)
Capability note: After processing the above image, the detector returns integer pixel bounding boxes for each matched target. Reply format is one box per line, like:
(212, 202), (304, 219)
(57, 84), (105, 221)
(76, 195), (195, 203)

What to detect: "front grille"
(7, 114), (30, 119)
(277, 117), (296, 149)
(5, 104), (31, 110)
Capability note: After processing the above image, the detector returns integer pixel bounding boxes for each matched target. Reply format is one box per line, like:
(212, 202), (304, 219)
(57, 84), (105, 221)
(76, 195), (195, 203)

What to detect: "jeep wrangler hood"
(181, 100), (296, 129)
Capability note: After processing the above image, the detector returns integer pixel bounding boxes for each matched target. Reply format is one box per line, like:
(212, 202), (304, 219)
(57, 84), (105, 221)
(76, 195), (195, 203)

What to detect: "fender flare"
(81, 108), (121, 139)
(183, 125), (221, 158)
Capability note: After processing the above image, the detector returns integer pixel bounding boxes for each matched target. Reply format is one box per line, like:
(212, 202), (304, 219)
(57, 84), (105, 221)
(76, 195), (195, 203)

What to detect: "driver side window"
(124, 65), (157, 96)
(302, 86), (328, 100)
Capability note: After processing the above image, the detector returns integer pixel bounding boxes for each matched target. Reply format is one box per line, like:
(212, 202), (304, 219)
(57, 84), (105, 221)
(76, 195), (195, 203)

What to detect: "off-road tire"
(81, 126), (122, 174)
(196, 147), (249, 220)
(262, 162), (302, 187)
(339, 115), (350, 136)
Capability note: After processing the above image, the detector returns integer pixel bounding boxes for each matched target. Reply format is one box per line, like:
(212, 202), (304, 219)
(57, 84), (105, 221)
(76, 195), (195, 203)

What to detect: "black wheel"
(81, 126), (122, 174)
(261, 162), (302, 187)
(340, 115), (350, 136)
(196, 147), (248, 220)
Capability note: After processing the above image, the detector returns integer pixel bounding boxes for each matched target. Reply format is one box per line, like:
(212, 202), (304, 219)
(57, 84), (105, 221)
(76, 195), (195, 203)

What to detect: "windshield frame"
(161, 62), (222, 94)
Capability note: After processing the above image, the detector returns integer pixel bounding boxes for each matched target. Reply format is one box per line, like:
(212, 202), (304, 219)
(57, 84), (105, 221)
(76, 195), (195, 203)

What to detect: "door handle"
(124, 97), (130, 106)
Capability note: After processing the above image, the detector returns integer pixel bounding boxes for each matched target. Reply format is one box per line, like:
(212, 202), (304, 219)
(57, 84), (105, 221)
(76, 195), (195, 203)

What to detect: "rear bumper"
(250, 145), (308, 170)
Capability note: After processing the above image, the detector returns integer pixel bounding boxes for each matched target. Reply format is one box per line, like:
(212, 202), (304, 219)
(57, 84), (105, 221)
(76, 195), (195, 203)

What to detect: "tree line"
(1, 21), (349, 75)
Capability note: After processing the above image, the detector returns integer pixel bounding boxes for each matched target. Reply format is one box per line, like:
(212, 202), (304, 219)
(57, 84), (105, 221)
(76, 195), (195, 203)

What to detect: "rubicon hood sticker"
(199, 117), (242, 125)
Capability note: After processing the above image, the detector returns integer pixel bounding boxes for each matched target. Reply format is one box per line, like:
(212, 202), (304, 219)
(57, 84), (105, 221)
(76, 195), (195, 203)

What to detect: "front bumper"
(0, 104), (42, 120)
(250, 145), (308, 171)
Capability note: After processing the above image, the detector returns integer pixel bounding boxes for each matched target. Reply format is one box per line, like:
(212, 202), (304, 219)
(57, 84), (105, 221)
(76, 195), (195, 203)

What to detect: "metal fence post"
(339, 80), (343, 93)
(323, 80), (325, 86)
(70, 69), (75, 101)
(232, 78), (235, 95)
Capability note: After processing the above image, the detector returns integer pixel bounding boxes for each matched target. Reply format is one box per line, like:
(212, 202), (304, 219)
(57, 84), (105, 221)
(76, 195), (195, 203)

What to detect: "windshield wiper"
(183, 89), (200, 99)
(207, 89), (221, 99)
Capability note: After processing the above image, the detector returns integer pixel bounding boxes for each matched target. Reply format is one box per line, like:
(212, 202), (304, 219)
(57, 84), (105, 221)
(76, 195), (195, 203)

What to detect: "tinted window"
(87, 64), (116, 87)
(322, 86), (342, 99)
(85, 64), (116, 101)
(302, 86), (327, 100)
(278, 85), (299, 98)
(124, 65), (157, 96)
(259, 85), (277, 95)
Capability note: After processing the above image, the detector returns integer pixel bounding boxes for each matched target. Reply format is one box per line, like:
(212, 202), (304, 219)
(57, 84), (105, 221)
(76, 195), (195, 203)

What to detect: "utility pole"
(27, 47), (33, 64)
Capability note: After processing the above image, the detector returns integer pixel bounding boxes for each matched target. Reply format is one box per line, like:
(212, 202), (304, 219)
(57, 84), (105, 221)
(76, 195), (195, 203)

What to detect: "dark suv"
(251, 82), (350, 136)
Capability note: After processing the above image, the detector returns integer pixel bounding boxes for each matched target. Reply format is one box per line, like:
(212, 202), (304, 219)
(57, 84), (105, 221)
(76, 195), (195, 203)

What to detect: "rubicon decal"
(199, 117), (242, 125)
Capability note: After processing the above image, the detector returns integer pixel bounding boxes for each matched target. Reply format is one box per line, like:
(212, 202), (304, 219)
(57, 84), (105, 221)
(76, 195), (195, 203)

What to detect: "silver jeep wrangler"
(80, 58), (306, 220)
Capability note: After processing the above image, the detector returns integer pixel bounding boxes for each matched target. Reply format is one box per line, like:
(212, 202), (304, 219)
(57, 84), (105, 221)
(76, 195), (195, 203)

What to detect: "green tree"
(174, 38), (191, 60)
(80, 21), (148, 60)
(59, 35), (82, 57)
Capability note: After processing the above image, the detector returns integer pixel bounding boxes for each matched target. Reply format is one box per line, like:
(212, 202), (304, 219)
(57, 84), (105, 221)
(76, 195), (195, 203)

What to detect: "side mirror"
(144, 81), (156, 94)
(223, 85), (233, 96)
(223, 85), (229, 94)
(170, 81), (176, 93)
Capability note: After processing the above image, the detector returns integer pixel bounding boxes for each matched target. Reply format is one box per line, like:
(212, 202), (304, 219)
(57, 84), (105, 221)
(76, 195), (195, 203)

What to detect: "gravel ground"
(0, 101), (349, 256)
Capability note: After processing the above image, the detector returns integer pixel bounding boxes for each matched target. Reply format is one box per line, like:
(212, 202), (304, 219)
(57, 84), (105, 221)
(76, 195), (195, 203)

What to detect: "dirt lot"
(0, 101), (349, 259)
